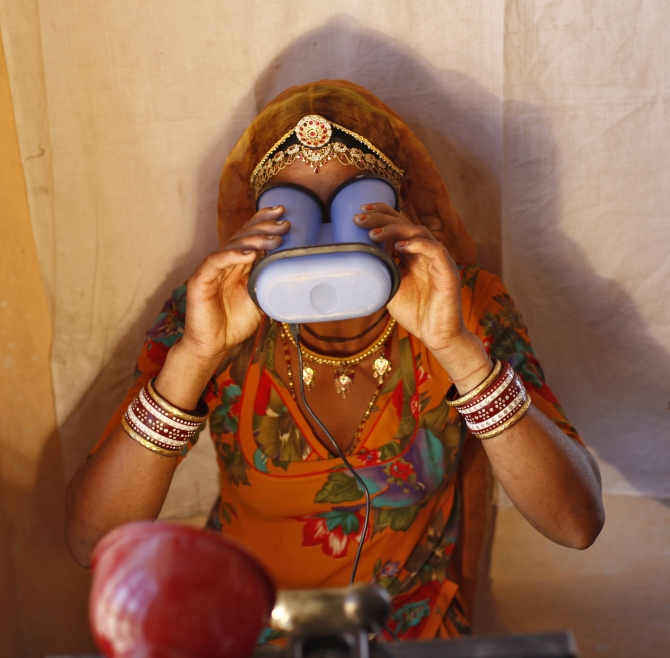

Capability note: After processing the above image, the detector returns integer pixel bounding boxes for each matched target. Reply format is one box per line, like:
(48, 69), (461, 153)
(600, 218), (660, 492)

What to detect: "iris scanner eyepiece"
(248, 175), (401, 323)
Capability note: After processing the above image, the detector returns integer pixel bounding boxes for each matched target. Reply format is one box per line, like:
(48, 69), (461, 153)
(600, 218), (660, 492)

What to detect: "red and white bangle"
(121, 378), (208, 457)
(445, 360), (531, 439)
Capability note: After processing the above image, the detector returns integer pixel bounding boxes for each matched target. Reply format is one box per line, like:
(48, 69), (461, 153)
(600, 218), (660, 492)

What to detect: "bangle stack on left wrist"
(446, 360), (531, 439)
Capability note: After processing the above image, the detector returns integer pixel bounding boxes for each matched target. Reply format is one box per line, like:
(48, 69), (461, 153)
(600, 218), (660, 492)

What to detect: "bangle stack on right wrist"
(121, 379), (208, 457)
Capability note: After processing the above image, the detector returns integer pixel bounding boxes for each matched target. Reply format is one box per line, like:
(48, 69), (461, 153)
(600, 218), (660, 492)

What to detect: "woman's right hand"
(179, 206), (290, 362)
(66, 210), (290, 568)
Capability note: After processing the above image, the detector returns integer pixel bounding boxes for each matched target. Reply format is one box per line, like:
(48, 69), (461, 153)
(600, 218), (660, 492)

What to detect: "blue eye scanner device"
(248, 175), (401, 323)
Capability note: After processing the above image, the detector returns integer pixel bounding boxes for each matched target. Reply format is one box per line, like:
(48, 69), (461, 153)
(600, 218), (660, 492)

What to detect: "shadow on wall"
(249, 15), (504, 275)
(38, 15), (670, 652)
(59, 16), (504, 475)
(57, 17), (669, 505)
(502, 101), (670, 500)
(5, 433), (96, 656)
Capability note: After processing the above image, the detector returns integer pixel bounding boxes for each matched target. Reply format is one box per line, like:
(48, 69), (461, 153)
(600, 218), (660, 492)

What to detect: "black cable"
(288, 323), (371, 587)
(383, 624), (401, 642)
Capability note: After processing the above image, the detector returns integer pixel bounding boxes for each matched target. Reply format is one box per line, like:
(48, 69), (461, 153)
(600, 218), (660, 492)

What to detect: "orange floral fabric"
(94, 266), (581, 641)
(94, 82), (581, 641)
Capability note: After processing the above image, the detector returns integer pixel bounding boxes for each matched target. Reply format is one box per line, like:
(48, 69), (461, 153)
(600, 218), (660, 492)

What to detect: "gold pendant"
(334, 367), (354, 398)
(373, 354), (392, 382)
(302, 364), (316, 388)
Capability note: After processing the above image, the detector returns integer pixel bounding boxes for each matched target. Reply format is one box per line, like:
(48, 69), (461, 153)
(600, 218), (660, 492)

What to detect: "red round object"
(89, 521), (275, 658)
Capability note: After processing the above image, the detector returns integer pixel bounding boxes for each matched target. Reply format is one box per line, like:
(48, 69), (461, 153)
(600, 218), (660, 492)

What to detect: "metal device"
(253, 628), (579, 658)
(269, 585), (392, 658)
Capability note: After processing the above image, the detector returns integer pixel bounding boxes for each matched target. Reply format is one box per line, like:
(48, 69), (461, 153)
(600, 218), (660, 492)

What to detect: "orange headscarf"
(217, 80), (476, 265)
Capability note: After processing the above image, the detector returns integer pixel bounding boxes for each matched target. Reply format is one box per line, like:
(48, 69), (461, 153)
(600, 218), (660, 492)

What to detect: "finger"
(394, 237), (457, 276)
(231, 218), (290, 241)
(189, 249), (257, 291)
(222, 233), (285, 253)
(354, 207), (411, 231)
(368, 222), (435, 244)
(359, 202), (400, 217)
(244, 207), (285, 229)
(241, 205), (285, 229)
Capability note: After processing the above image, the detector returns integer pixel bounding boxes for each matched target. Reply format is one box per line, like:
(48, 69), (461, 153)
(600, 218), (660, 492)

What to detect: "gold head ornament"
(250, 114), (404, 197)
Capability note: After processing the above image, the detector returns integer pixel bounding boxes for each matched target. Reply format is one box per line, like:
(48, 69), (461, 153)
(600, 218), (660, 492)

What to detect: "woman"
(65, 81), (604, 641)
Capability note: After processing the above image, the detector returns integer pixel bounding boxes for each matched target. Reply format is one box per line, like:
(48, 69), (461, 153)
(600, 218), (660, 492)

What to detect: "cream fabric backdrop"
(1, 1), (668, 517)
(503, 2), (670, 497)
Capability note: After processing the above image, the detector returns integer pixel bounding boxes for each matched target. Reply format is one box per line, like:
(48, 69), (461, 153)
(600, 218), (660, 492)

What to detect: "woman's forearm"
(65, 427), (179, 567)
(432, 333), (605, 549)
(65, 343), (220, 567)
(479, 405), (604, 549)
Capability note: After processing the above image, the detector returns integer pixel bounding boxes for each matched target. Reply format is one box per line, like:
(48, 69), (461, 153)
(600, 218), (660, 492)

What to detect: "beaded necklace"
(278, 325), (394, 455)
(280, 319), (396, 398)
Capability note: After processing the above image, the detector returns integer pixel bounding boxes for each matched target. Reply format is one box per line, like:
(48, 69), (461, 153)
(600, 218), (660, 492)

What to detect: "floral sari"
(95, 264), (580, 641)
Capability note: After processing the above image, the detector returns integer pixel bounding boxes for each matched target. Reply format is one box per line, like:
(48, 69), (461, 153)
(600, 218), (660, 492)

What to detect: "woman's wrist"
(430, 331), (494, 395)
(153, 341), (224, 410)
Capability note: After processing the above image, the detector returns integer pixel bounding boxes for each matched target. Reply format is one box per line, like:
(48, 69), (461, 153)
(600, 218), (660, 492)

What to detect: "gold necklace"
(279, 327), (390, 455)
(280, 319), (396, 398)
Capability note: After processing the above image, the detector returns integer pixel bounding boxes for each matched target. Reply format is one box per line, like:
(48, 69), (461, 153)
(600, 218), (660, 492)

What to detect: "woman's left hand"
(356, 207), (605, 552)
(354, 203), (467, 353)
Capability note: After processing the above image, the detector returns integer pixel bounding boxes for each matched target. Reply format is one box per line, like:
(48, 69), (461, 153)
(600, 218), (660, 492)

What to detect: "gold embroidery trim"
(250, 118), (404, 197)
